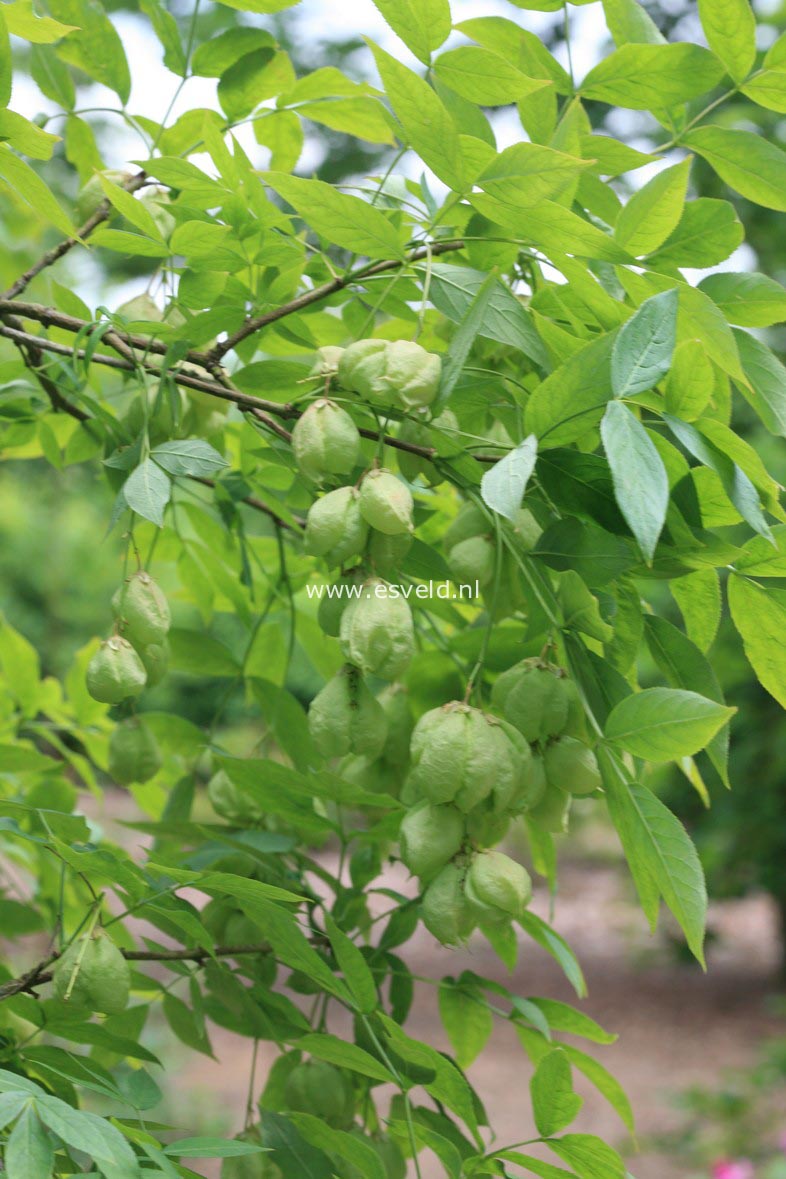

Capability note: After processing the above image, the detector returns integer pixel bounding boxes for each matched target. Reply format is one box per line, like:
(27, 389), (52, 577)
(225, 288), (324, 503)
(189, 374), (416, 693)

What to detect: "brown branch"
(210, 239), (466, 361)
(2, 172), (148, 301)
(191, 476), (305, 531)
(0, 941), (272, 1001)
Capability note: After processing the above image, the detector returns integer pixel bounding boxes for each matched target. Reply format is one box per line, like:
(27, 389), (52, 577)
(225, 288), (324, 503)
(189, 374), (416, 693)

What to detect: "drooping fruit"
(108, 717), (162, 785)
(444, 501), (488, 551)
(339, 579), (415, 681)
(316, 568), (364, 637)
(284, 1060), (355, 1129)
(399, 801), (465, 881)
(208, 769), (265, 824)
(543, 737), (601, 797)
(377, 683), (414, 769)
(137, 639), (169, 687)
(447, 535), (495, 589)
(291, 399), (360, 484)
(113, 571), (171, 647)
(528, 779), (572, 834)
(309, 345), (345, 380)
(397, 409), (459, 485)
(421, 862), (475, 946)
(358, 470), (414, 536)
(464, 806), (510, 848)
(337, 339), (388, 400)
(303, 486), (368, 567)
(464, 851), (532, 924)
(308, 665), (388, 760)
(406, 703), (526, 812)
(368, 529), (412, 576)
(86, 636), (147, 704)
(52, 929), (131, 1015)
(492, 660), (572, 745)
(338, 339), (441, 410)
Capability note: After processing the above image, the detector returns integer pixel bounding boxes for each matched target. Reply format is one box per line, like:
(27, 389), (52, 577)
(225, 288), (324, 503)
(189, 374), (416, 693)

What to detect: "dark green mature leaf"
(534, 518), (636, 587)
(427, 264), (547, 367)
(685, 126), (786, 212)
(601, 401), (668, 561)
(530, 1049), (582, 1137)
(480, 436), (538, 522)
(605, 687), (733, 761)
(611, 289), (678, 398)
(371, 0), (450, 63)
(259, 1111), (335, 1179)
(438, 980), (493, 1068)
(325, 915), (377, 1012)
(581, 43), (724, 108)
(728, 576), (786, 710)
(295, 1034), (395, 1083)
(733, 331), (786, 438)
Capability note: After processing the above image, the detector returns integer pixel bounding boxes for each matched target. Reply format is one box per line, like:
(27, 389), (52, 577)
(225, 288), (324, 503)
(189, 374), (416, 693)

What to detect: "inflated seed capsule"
(86, 636), (147, 704)
(399, 801), (465, 881)
(339, 579), (415, 681)
(420, 862), (476, 946)
(308, 665), (388, 760)
(359, 469), (414, 536)
(108, 717), (162, 785)
(303, 486), (368, 567)
(543, 736), (601, 797)
(112, 570), (171, 647)
(464, 850), (532, 924)
(291, 398), (360, 484)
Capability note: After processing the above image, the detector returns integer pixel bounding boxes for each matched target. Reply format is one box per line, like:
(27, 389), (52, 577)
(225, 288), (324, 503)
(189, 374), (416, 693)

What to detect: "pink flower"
(712, 1162), (755, 1179)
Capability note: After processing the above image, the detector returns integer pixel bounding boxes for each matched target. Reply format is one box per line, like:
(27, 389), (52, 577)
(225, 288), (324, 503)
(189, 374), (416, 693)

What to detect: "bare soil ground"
(168, 854), (785, 1179)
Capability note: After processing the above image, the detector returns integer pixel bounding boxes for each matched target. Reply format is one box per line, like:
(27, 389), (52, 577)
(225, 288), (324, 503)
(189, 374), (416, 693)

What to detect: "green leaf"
(294, 1033), (395, 1083)
(265, 172), (405, 259)
(99, 175), (164, 239)
(580, 43), (725, 109)
(605, 687), (734, 761)
(0, 10), (13, 108)
(672, 569), (721, 653)
(427, 264), (547, 368)
(494, 1152), (577, 1179)
(649, 198), (744, 269)
(732, 331), (786, 438)
(527, 331), (616, 447)
(433, 46), (549, 106)
(611, 289), (678, 398)
(518, 911), (587, 997)
(436, 272), (497, 408)
(324, 915), (378, 1013)
(370, 0), (451, 65)
(30, 43), (74, 107)
(685, 126), (786, 212)
(480, 436), (538, 523)
(138, 0), (186, 74)
(438, 980), (493, 1068)
(698, 0), (756, 83)
(168, 628), (240, 677)
(701, 273), (786, 327)
(602, 0), (665, 45)
(218, 49), (285, 120)
(212, 0), (300, 11)
(474, 192), (632, 262)
(602, 765), (708, 965)
(5, 1107), (53, 1179)
(288, 1116), (386, 1179)
(477, 142), (592, 206)
(530, 1049), (582, 1137)
(165, 1137), (265, 1158)
(524, 998), (617, 1044)
(664, 340), (714, 421)
(0, 1091), (29, 1130)
(0, 146), (73, 235)
(728, 577), (786, 711)
(47, 0), (130, 103)
(152, 439), (228, 477)
(533, 518), (636, 588)
(562, 1045), (634, 1133)
(601, 401), (668, 562)
(741, 68), (786, 113)
(644, 615), (729, 785)
(35, 1097), (139, 1171)
(614, 159), (691, 256)
(368, 42), (466, 191)
(258, 1111), (335, 1179)
(3, 1), (77, 43)
(547, 1133), (626, 1179)
(123, 459), (171, 528)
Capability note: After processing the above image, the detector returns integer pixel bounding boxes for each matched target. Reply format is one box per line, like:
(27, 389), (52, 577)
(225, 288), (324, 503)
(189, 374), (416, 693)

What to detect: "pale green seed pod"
(208, 769), (265, 823)
(399, 801), (465, 881)
(359, 470), (414, 536)
(291, 399), (360, 484)
(309, 345), (345, 379)
(491, 660), (573, 745)
(464, 851), (532, 923)
(284, 1060), (355, 1129)
(464, 806), (511, 848)
(53, 930), (131, 1015)
(377, 683), (414, 769)
(448, 535), (495, 589)
(304, 486), (369, 567)
(420, 862), (476, 946)
(308, 665), (388, 760)
(137, 638), (169, 687)
(221, 1127), (283, 1179)
(108, 717), (162, 785)
(528, 778), (572, 834)
(86, 636), (147, 704)
(339, 579), (415, 681)
(113, 571), (171, 647)
(316, 568), (364, 638)
(543, 736), (601, 797)
(383, 340), (441, 409)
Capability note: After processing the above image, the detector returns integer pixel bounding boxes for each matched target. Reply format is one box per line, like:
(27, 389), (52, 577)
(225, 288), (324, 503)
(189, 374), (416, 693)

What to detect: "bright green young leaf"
(438, 981), (493, 1068)
(698, 0), (756, 83)
(741, 69), (786, 113)
(370, 0), (451, 65)
(527, 332), (616, 447)
(685, 126), (786, 212)
(477, 142), (591, 206)
(562, 1046), (635, 1133)
(581, 43), (725, 109)
(602, 0), (665, 45)
(614, 159), (691, 256)
(0, 146), (73, 235)
(0, 12), (10, 108)
(433, 46), (549, 106)
(548, 1133), (627, 1179)
(671, 569), (722, 653)
(47, 0), (130, 103)
(664, 339), (715, 421)
(530, 1049), (583, 1137)
(605, 687), (734, 762)
(649, 198), (744, 268)
(601, 401), (668, 561)
(265, 173), (405, 258)
(728, 577), (786, 711)
(2, 1), (77, 43)
(611, 289), (678, 398)
(701, 273), (786, 328)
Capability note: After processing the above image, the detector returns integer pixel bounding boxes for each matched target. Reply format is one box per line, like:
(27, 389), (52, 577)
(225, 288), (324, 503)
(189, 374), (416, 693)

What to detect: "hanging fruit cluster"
(85, 569), (172, 785)
(295, 337), (604, 950)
